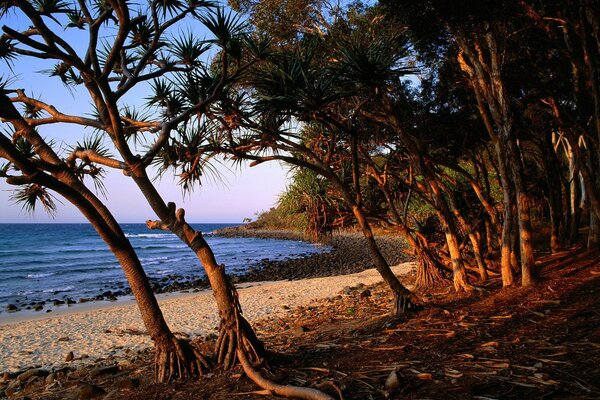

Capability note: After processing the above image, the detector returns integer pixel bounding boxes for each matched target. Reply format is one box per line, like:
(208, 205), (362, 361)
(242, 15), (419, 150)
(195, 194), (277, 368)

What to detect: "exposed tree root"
(155, 336), (211, 383)
(215, 276), (266, 370)
(237, 347), (336, 400)
(392, 291), (423, 316)
(453, 268), (475, 293)
(414, 245), (449, 291)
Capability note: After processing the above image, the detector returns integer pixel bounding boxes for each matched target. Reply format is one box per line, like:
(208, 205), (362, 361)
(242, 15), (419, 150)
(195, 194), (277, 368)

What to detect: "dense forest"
(0, 0), (599, 398)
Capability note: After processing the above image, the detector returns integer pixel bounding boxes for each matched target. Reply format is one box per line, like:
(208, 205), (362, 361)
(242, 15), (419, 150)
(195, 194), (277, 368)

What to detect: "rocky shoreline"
(217, 227), (411, 282)
(3, 228), (410, 315)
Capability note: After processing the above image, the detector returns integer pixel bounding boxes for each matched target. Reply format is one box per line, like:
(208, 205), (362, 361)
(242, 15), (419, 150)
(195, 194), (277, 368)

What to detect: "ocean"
(0, 223), (324, 315)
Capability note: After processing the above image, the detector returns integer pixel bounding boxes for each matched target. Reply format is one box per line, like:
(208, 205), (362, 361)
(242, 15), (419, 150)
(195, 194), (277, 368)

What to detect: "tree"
(1, 1), (338, 396)
(0, 94), (208, 381)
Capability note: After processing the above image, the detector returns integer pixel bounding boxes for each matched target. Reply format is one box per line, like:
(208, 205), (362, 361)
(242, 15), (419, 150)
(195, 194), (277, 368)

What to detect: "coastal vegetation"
(0, 0), (599, 398)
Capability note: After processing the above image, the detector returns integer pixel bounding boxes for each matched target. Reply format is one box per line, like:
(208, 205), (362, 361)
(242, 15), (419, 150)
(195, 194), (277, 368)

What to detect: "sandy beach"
(0, 263), (415, 373)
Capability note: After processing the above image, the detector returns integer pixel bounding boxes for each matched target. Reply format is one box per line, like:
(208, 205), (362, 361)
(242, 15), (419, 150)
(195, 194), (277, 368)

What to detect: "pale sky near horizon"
(0, 2), (290, 224)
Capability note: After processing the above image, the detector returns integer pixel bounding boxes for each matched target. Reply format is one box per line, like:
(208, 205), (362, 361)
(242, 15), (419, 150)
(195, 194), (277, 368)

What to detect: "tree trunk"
(350, 204), (417, 315)
(506, 138), (536, 286)
(0, 97), (202, 382)
(132, 170), (265, 370)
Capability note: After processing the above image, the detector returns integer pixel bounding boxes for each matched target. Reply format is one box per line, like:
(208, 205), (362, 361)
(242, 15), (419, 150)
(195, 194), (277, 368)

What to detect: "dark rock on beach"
(214, 227), (410, 283)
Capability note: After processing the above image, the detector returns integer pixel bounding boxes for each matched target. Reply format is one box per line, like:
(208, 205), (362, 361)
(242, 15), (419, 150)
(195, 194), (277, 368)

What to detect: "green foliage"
(10, 184), (59, 217)
(0, 37), (16, 67)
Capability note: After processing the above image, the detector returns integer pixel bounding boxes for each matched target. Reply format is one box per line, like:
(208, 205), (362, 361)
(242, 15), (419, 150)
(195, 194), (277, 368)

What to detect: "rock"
(58, 336), (70, 342)
(290, 325), (309, 336)
(45, 373), (56, 385)
(385, 370), (401, 390)
(65, 351), (74, 362)
(115, 377), (139, 390)
(5, 304), (17, 312)
(33, 304), (44, 311)
(89, 365), (119, 377)
(71, 383), (105, 399)
(17, 368), (48, 382)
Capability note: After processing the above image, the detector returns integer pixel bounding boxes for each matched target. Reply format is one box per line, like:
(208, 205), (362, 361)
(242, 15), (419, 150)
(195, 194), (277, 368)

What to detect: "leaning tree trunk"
(324, 172), (418, 315)
(133, 170), (266, 369)
(0, 97), (203, 382)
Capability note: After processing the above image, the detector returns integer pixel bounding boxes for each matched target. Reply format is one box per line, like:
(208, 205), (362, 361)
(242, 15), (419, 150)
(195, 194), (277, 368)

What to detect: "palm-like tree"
(1, 0), (266, 385)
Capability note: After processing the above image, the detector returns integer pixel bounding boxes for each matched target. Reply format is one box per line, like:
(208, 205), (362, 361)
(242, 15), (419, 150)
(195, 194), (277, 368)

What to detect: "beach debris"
(58, 336), (70, 342)
(360, 289), (372, 299)
(70, 383), (105, 399)
(290, 325), (309, 337)
(385, 370), (401, 390)
(65, 351), (74, 362)
(45, 372), (56, 385)
(89, 365), (119, 377)
(17, 368), (48, 382)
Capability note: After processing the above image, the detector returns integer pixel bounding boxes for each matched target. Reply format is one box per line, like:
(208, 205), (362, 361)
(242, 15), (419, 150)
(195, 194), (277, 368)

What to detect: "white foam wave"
(42, 286), (74, 294)
(27, 272), (56, 279)
(125, 233), (174, 238)
(157, 269), (174, 275)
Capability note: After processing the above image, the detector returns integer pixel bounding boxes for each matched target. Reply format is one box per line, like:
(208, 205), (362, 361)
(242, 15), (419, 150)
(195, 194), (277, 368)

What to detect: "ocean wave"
(140, 256), (168, 263)
(42, 285), (74, 294)
(26, 272), (55, 279)
(156, 269), (174, 275)
(125, 233), (175, 238)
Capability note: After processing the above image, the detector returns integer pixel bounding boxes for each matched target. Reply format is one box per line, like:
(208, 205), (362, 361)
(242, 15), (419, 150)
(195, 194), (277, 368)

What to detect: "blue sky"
(0, 3), (289, 223)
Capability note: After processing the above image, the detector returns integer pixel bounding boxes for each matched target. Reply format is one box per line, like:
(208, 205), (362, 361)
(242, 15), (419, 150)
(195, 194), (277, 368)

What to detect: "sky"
(0, 3), (289, 224)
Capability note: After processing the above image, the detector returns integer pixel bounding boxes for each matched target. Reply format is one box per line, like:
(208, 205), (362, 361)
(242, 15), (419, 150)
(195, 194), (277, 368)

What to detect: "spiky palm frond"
(0, 74), (14, 90)
(0, 0), (14, 18)
(91, 0), (115, 21)
(66, 134), (112, 197)
(21, 97), (46, 119)
(170, 31), (209, 67)
(171, 67), (217, 107)
(244, 33), (272, 60)
(129, 18), (155, 48)
(97, 41), (140, 74)
(249, 43), (342, 118)
(121, 105), (153, 145)
(0, 36), (17, 67)
(13, 137), (35, 159)
(32, 0), (70, 15)
(65, 9), (86, 29)
(74, 134), (113, 158)
(11, 184), (59, 217)
(198, 8), (247, 47)
(151, 120), (225, 193)
(40, 62), (83, 87)
(155, 0), (186, 18)
(147, 78), (184, 118)
(333, 33), (417, 92)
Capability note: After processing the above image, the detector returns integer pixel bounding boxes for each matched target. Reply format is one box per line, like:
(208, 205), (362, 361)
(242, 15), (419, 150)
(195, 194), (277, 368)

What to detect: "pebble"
(65, 351), (74, 362)
(385, 370), (401, 390)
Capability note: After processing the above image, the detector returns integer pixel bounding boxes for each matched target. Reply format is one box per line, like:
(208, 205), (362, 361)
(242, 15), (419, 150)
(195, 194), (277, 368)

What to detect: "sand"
(0, 263), (415, 373)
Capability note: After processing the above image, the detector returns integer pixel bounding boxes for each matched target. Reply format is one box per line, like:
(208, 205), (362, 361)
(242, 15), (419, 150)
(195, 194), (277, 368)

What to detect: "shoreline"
(0, 262), (415, 373)
(2, 230), (409, 315)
